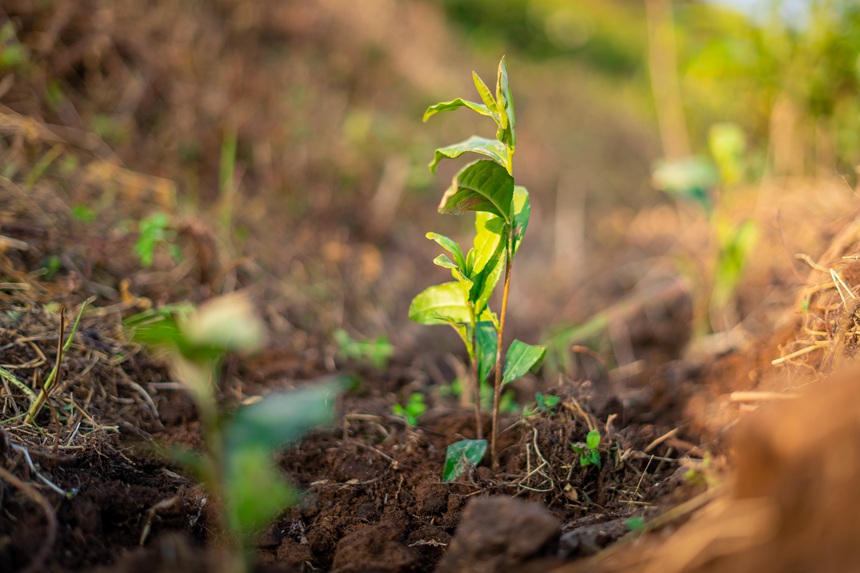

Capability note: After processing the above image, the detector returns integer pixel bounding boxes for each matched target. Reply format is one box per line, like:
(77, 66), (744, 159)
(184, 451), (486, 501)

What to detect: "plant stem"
(490, 230), (514, 467)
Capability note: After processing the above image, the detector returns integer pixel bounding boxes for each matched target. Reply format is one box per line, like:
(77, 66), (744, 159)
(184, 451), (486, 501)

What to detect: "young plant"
(409, 56), (546, 467)
(392, 392), (426, 426)
(128, 294), (343, 571)
(523, 392), (560, 417)
(570, 429), (602, 468)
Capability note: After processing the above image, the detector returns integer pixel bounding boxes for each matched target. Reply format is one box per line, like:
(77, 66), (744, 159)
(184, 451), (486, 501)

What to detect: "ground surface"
(3, 2), (860, 573)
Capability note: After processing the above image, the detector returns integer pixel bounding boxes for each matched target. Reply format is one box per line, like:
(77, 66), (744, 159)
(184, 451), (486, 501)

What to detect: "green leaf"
(426, 232), (466, 270)
(472, 71), (498, 118)
(475, 321), (498, 384)
(502, 340), (546, 385)
(511, 186), (530, 255)
(438, 160), (514, 223)
(496, 57), (516, 149)
(429, 136), (508, 174)
(224, 379), (344, 452)
(586, 429), (601, 450)
(409, 282), (471, 325)
(183, 293), (266, 355)
(424, 98), (493, 122)
(443, 439), (487, 482)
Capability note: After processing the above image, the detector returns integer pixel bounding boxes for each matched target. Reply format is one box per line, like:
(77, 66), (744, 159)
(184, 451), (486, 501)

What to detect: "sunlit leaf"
(438, 160), (514, 223)
(502, 340), (546, 385)
(429, 136), (508, 173)
(586, 429), (601, 450)
(472, 71), (499, 118)
(409, 281), (471, 325)
(512, 186), (530, 255)
(496, 57), (516, 148)
(443, 439), (487, 482)
(426, 232), (466, 271)
(424, 98), (493, 122)
(652, 157), (719, 213)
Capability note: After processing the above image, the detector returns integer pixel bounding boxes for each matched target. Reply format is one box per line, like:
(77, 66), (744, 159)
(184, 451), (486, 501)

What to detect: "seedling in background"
(333, 328), (394, 369)
(571, 429), (602, 468)
(128, 294), (343, 572)
(392, 392), (426, 426)
(409, 56), (545, 468)
(135, 211), (182, 268)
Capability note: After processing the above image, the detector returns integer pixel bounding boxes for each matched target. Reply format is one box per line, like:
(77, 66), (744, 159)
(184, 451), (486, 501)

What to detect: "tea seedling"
(409, 56), (546, 467)
(128, 294), (343, 571)
(392, 392), (426, 426)
(571, 429), (602, 468)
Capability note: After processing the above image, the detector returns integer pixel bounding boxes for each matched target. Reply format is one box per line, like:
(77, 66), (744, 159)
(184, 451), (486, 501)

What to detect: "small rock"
(558, 518), (630, 558)
(434, 496), (561, 573)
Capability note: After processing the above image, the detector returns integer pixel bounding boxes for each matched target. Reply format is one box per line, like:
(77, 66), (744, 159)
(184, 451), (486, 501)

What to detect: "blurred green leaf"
(652, 157), (719, 213)
(225, 380), (344, 452)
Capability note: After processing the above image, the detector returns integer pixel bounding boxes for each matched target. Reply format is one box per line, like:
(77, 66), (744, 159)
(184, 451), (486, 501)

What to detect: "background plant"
(128, 294), (343, 571)
(409, 56), (546, 469)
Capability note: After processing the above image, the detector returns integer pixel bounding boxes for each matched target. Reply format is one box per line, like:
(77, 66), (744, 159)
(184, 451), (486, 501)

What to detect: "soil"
(3, 2), (860, 573)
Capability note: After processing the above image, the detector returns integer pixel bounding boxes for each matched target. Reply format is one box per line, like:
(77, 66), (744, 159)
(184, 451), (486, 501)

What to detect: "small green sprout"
(571, 429), (602, 468)
(392, 392), (426, 426)
(409, 56), (545, 467)
(333, 328), (394, 369)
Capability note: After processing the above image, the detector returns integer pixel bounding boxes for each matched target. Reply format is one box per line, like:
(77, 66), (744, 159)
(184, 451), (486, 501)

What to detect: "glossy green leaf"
(424, 98), (493, 122)
(511, 186), (530, 255)
(426, 232), (466, 271)
(502, 340), (546, 385)
(225, 379), (344, 452)
(443, 439), (487, 482)
(409, 282), (471, 325)
(429, 136), (508, 174)
(438, 160), (514, 223)
(472, 71), (499, 119)
(475, 321), (498, 384)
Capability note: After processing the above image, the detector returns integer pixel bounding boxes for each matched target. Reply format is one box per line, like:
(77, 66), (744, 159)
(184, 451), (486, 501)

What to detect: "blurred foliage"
(679, 0), (860, 176)
(441, 0), (647, 76)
